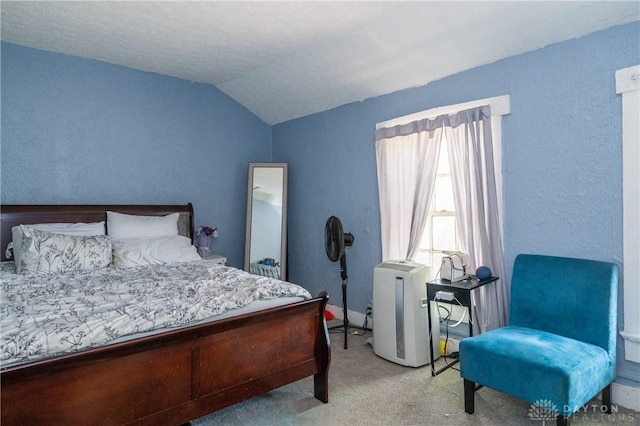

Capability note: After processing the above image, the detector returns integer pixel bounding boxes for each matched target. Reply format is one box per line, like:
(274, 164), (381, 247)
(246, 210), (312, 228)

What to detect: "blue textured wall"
(2, 21), (638, 386)
(273, 22), (640, 384)
(1, 43), (272, 267)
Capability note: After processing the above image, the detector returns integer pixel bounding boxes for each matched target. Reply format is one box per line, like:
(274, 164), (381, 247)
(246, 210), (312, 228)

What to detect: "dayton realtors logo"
(528, 399), (557, 425)
(528, 399), (635, 423)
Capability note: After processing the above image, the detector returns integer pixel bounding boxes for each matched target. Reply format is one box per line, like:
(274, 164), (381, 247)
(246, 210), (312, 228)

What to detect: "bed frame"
(0, 204), (331, 426)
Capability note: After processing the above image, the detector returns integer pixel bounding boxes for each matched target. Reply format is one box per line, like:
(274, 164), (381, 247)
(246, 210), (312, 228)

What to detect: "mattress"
(0, 260), (311, 367)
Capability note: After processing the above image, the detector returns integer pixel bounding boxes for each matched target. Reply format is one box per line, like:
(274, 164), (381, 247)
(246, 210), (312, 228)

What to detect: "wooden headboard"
(0, 204), (194, 262)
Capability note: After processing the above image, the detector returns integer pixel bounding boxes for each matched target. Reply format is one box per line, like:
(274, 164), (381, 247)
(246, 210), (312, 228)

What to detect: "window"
(413, 140), (461, 269)
(376, 94), (509, 264)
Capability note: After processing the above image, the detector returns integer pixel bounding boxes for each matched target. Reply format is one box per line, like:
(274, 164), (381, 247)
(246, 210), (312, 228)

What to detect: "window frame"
(616, 64), (640, 364)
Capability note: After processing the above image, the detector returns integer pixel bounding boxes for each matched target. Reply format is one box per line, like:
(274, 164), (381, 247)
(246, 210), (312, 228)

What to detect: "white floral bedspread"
(0, 260), (311, 366)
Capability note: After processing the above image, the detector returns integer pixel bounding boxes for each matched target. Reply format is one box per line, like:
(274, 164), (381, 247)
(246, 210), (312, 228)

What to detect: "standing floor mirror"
(244, 163), (288, 280)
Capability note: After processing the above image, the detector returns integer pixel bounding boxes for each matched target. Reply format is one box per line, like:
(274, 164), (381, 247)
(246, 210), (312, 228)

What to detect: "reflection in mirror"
(244, 163), (288, 280)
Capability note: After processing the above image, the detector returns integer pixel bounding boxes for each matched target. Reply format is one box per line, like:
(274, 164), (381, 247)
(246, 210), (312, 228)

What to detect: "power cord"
(435, 299), (468, 371)
(436, 303), (458, 370)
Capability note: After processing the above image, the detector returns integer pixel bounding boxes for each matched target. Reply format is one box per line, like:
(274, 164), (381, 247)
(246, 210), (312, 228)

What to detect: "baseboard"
(612, 382), (640, 411)
(326, 304), (369, 330)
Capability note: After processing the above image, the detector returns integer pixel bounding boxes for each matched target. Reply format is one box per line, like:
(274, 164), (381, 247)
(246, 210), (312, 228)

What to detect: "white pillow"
(18, 226), (112, 274)
(111, 235), (200, 268)
(10, 222), (105, 267)
(107, 212), (179, 239)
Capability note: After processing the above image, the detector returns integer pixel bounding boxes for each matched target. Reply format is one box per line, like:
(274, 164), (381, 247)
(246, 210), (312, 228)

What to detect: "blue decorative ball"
(476, 266), (492, 280)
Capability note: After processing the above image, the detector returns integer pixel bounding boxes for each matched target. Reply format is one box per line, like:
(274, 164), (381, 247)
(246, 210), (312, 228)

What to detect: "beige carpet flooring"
(191, 330), (639, 425)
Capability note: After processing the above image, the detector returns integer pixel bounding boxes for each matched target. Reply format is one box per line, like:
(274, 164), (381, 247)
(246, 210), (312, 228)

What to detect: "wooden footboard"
(1, 292), (331, 426)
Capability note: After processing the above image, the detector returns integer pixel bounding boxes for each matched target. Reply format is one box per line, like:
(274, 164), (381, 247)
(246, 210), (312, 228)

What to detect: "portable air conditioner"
(372, 260), (440, 367)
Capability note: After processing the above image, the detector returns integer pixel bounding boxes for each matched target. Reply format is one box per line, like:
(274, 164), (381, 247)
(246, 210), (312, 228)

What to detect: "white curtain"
(375, 118), (444, 261)
(375, 106), (507, 331)
(444, 106), (507, 331)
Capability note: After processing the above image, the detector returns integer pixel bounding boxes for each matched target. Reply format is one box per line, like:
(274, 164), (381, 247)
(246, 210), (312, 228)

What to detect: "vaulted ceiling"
(2, 1), (638, 124)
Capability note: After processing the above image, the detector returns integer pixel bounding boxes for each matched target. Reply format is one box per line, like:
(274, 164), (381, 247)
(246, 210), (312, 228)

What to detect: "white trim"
(616, 65), (640, 94)
(491, 114), (504, 239)
(616, 64), (640, 364)
(612, 382), (640, 411)
(375, 94), (510, 130)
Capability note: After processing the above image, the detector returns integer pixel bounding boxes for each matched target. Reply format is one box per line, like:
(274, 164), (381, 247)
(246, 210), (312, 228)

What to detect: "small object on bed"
(111, 235), (200, 267)
(106, 211), (179, 239)
(9, 221), (106, 268)
(18, 227), (112, 274)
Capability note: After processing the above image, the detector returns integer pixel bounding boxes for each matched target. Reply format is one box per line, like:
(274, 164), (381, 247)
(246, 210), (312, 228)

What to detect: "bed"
(0, 204), (331, 426)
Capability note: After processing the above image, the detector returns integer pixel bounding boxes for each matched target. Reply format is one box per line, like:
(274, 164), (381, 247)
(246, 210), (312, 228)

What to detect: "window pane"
(413, 138), (460, 268)
(413, 250), (432, 268)
(432, 216), (456, 251)
(434, 176), (455, 212)
(433, 252), (447, 274)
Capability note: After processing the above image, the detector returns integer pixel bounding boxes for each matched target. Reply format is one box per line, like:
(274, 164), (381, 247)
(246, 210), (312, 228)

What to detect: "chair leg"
(556, 415), (571, 426)
(464, 379), (475, 414)
(602, 383), (612, 413)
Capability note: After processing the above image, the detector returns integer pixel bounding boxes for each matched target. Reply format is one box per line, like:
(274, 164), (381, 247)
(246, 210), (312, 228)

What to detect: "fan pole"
(341, 279), (348, 349)
(340, 253), (349, 349)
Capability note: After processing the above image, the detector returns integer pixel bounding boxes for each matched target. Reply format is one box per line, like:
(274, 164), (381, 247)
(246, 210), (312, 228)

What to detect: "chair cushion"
(460, 326), (615, 417)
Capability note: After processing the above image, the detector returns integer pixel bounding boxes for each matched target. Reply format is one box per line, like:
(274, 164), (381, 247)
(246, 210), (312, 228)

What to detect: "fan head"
(325, 216), (354, 262)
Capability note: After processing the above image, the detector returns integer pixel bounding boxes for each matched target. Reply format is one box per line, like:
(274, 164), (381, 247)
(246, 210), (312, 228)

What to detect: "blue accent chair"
(460, 254), (618, 426)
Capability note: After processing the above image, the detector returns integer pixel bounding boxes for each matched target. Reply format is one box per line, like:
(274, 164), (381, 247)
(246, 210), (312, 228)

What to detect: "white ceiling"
(2, 1), (638, 125)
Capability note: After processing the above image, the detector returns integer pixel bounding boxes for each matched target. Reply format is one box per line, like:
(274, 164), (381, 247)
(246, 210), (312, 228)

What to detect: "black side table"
(426, 276), (499, 376)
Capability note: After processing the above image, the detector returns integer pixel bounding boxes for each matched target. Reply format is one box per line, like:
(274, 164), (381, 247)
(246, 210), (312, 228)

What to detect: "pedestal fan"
(324, 216), (354, 349)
